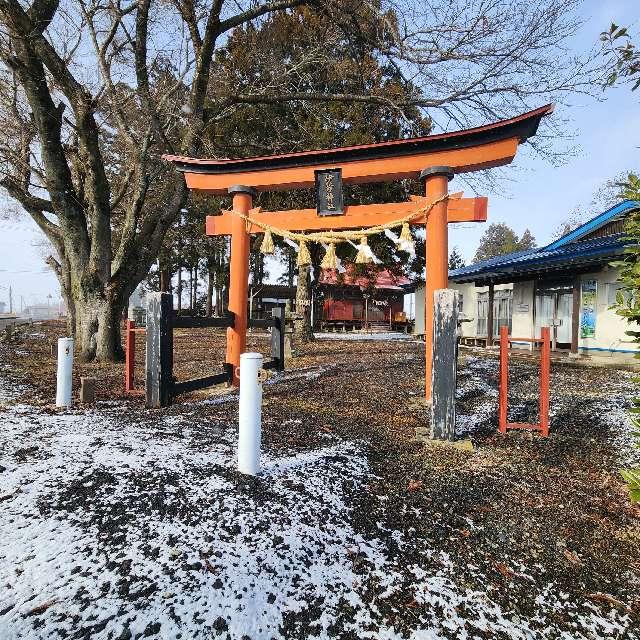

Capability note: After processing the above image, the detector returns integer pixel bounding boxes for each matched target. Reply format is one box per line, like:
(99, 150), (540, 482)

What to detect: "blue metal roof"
(545, 200), (638, 249)
(450, 200), (639, 284)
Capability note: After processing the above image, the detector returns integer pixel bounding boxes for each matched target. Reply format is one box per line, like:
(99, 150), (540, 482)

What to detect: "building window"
(476, 289), (513, 337)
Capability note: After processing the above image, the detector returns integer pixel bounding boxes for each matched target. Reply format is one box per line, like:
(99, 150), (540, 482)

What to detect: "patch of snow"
(0, 365), (25, 403)
(599, 398), (640, 467)
(265, 364), (336, 385)
(455, 356), (498, 435)
(0, 401), (404, 639)
(0, 370), (636, 640)
(196, 393), (238, 406)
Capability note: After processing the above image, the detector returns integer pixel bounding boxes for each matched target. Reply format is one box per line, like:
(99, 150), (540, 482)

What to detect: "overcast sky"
(0, 0), (638, 311)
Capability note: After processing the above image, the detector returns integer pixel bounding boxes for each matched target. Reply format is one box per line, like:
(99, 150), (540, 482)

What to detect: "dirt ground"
(1, 320), (639, 639)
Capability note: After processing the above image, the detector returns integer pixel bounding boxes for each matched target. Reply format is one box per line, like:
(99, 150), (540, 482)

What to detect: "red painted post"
(499, 325), (508, 434)
(539, 326), (550, 437)
(125, 319), (135, 392)
(422, 166), (454, 401)
(226, 186), (254, 386)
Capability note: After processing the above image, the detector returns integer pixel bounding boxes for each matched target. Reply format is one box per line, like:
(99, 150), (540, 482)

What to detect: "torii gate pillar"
(226, 185), (255, 384)
(422, 166), (454, 402)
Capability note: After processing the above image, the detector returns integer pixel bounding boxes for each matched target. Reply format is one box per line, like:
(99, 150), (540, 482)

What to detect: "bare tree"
(550, 207), (585, 240)
(0, 0), (603, 361)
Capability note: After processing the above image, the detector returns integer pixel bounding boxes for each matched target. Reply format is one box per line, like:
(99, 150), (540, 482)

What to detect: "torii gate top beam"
(164, 104), (553, 194)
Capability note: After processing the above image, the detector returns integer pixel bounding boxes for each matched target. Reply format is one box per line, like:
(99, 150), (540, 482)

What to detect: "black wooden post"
(431, 288), (459, 441)
(146, 292), (173, 408)
(271, 306), (285, 371)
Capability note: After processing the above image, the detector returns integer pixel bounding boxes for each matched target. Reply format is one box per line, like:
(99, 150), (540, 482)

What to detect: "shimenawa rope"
(227, 193), (450, 265)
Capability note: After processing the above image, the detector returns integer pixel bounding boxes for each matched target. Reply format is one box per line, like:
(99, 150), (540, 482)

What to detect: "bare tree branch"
(218, 0), (308, 32)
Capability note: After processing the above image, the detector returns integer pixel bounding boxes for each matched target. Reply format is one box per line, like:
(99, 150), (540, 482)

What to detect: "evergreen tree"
(448, 247), (466, 270)
(611, 172), (640, 500)
(473, 224), (536, 263)
(208, 7), (431, 339)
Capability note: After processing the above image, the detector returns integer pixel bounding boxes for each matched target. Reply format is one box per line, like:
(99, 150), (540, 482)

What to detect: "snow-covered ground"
(1, 370), (638, 639)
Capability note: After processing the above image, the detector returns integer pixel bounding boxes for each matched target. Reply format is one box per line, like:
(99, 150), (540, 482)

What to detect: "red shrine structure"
(318, 267), (410, 331)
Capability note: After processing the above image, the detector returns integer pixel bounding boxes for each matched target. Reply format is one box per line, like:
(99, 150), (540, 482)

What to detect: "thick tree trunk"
(206, 268), (214, 316)
(215, 286), (224, 315)
(287, 252), (295, 288)
(294, 263), (313, 342)
(71, 291), (125, 362)
(309, 244), (322, 332)
(159, 267), (171, 293)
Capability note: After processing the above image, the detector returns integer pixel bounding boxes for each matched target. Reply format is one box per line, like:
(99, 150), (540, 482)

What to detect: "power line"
(0, 268), (52, 273)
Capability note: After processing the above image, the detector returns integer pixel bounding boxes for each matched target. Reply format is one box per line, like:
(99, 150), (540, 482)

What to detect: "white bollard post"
(237, 352), (263, 475)
(56, 337), (74, 408)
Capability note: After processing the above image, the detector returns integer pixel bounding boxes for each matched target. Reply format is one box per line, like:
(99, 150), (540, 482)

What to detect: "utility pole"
(9, 286), (12, 314)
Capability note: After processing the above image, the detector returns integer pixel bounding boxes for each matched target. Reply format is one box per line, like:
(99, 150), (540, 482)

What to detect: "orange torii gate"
(164, 104), (553, 399)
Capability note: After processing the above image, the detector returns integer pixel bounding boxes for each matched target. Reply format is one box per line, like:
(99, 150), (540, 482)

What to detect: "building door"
(556, 292), (573, 345)
(534, 282), (573, 349)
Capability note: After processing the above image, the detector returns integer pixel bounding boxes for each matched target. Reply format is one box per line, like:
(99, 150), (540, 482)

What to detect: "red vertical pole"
(539, 326), (550, 437)
(125, 319), (135, 392)
(226, 185), (255, 386)
(499, 325), (508, 434)
(421, 166), (454, 402)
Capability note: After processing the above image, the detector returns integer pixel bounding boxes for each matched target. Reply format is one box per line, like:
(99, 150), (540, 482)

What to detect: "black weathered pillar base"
(146, 292), (174, 408)
(271, 307), (285, 371)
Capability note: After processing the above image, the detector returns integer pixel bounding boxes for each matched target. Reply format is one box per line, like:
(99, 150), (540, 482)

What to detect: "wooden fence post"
(431, 288), (459, 441)
(539, 326), (551, 437)
(499, 325), (509, 434)
(271, 307), (285, 371)
(146, 292), (173, 408)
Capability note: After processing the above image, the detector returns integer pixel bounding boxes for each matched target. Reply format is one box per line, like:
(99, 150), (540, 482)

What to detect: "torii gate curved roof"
(164, 104), (553, 194)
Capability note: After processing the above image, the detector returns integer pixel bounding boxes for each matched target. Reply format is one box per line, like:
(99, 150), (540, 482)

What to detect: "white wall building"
(415, 200), (639, 361)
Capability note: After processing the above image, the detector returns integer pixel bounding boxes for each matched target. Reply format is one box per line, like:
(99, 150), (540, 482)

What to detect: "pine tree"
(473, 224), (536, 263)
(448, 247), (466, 270)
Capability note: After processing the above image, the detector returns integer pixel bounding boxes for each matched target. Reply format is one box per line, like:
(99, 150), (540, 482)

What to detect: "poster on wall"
(580, 280), (597, 338)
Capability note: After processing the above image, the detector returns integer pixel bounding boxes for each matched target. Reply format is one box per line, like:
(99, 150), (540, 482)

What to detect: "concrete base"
(414, 428), (474, 451)
(80, 377), (96, 404)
